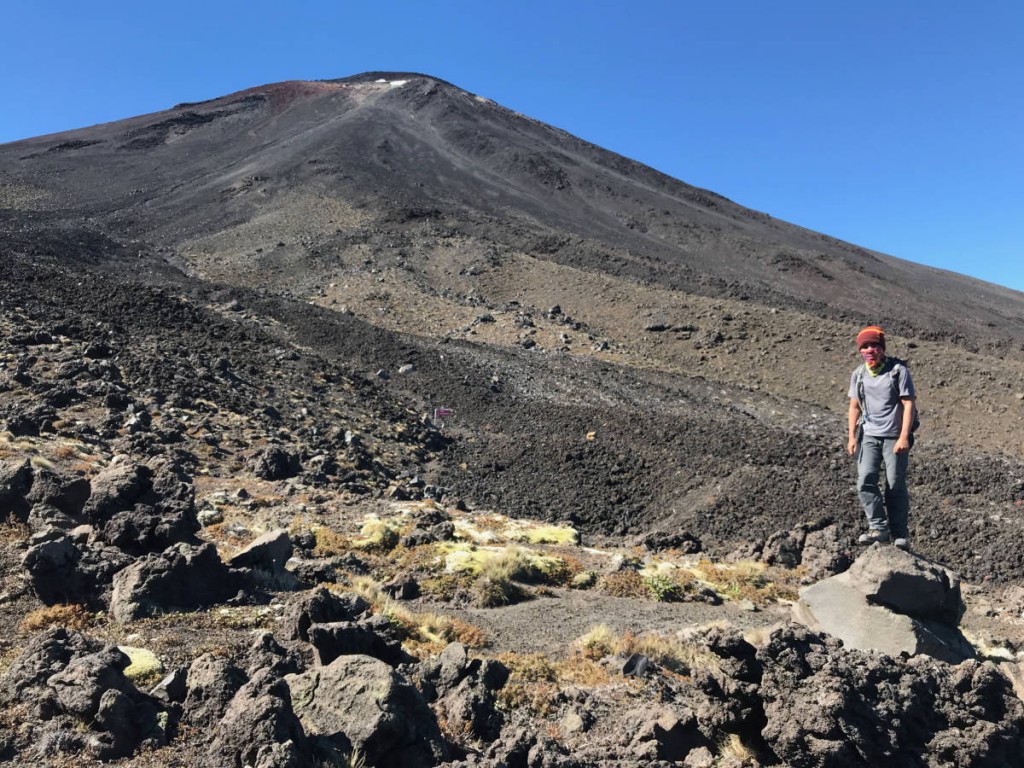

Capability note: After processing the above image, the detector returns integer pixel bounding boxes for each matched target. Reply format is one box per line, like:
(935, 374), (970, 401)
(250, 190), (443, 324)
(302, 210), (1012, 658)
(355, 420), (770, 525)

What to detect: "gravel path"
(429, 588), (793, 658)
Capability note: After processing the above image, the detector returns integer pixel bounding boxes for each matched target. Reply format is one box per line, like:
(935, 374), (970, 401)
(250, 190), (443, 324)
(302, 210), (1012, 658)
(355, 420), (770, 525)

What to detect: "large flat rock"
(794, 571), (974, 663)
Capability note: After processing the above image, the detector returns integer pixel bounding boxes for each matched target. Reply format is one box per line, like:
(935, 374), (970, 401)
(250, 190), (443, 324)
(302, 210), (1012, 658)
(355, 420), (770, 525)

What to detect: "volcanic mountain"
(2, 71), (1024, 576)
(5, 71), (1024, 768)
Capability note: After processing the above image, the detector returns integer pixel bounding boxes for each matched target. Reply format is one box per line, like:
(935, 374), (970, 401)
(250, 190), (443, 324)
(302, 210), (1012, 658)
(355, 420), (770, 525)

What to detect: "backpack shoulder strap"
(855, 364), (867, 420)
(889, 358), (907, 397)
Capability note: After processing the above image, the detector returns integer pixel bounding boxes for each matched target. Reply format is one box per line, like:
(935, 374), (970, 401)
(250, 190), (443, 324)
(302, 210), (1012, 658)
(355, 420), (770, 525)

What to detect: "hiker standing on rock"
(847, 325), (917, 550)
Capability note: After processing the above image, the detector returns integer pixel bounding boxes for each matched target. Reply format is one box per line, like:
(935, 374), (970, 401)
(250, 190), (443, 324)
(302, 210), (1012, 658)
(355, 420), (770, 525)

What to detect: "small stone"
(197, 508), (224, 527)
(562, 710), (586, 735)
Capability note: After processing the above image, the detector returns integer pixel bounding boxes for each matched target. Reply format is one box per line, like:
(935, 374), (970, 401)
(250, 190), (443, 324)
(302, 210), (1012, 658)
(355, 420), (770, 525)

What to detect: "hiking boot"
(858, 530), (891, 545)
(893, 537), (910, 551)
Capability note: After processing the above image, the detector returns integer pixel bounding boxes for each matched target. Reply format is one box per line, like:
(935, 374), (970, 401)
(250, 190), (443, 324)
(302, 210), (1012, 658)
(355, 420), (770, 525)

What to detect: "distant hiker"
(847, 325), (917, 550)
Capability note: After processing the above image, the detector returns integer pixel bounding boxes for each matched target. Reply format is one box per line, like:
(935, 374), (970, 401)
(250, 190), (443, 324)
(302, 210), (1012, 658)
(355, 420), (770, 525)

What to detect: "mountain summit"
(2, 73), (1022, 345)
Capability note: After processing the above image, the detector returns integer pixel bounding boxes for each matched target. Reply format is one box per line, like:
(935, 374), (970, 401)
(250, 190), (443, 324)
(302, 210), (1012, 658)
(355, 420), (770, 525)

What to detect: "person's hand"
(847, 436), (858, 455)
(893, 436), (911, 454)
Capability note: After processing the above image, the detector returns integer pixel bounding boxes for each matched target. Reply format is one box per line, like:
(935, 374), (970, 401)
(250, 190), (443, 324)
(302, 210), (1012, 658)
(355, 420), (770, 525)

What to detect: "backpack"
(855, 358), (921, 434)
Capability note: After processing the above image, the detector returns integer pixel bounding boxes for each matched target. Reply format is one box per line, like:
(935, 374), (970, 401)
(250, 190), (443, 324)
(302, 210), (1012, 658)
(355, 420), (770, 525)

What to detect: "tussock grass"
(571, 570), (598, 589)
(343, 576), (489, 655)
(29, 455), (56, 471)
(441, 543), (572, 606)
(0, 520), (31, 542)
(573, 624), (721, 676)
(312, 525), (350, 556)
(518, 523), (579, 546)
(495, 650), (611, 715)
(718, 733), (761, 765)
(601, 569), (648, 599)
(18, 604), (95, 634)
(352, 516), (403, 551)
(495, 652), (560, 716)
(691, 559), (801, 605)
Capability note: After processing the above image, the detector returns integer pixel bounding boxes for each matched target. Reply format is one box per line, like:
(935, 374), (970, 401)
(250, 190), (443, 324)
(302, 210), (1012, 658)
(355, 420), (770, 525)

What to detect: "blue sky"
(4, 1), (1022, 292)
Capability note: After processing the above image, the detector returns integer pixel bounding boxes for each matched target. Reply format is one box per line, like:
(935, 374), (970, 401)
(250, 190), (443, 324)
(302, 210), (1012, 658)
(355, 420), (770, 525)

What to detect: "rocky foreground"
(1, 257), (1023, 768)
(3, 454), (1024, 768)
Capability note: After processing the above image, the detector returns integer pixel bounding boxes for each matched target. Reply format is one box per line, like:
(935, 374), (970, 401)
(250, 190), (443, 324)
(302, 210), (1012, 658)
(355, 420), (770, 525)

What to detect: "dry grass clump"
(0, 519), (31, 542)
(573, 624), (721, 676)
(601, 569), (648, 599)
(343, 576), (489, 656)
(692, 559), (801, 605)
(18, 603), (96, 634)
(29, 454), (56, 471)
(351, 517), (402, 551)
(419, 571), (475, 602)
(718, 732), (762, 765)
(473, 575), (529, 608)
(495, 652), (560, 716)
(442, 544), (573, 607)
(495, 650), (611, 715)
(53, 442), (85, 460)
(573, 624), (618, 659)
(515, 523), (579, 546)
(312, 525), (350, 556)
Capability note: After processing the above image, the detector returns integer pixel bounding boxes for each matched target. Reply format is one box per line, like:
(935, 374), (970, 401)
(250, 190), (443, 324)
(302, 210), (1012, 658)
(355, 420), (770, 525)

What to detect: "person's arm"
(847, 398), (862, 455)
(894, 397), (915, 454)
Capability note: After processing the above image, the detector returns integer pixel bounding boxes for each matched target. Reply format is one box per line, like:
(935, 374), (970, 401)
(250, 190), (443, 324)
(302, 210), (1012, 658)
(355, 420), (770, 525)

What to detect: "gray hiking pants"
(856, 434), (910, 538)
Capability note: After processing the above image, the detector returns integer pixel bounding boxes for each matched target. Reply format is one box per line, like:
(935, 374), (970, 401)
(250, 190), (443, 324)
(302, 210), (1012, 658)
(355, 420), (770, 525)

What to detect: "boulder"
(793, 546), (972, 663)
(283, 587), (371, 642)
(0, 629), (164, 759)
(418, 642), (510, 742)
(250, 446), (302, 480)
(110, 542), (242, 622)
(23, 532), (134, 605)
(27, 467), (91, 517)
(48, 646), (135, 719)
(23, 533), (83, 603)
(286, 654), (448, 767)
(0, 459), (33, 521)
(243, 631), (305, 678)
(0, 627), (102, 710)
(84, 461), (200, 555)
(99, 503), (200, 555)
(308, 615), (411, 667)
(628, 706), (706, 763)
(182, 654), (248, 729)
(845, 544), (963, 624)
(229, 528), (292, 572)
(83, 462), (150, 520)
(799, 523), (852, 581)
(207, 668), (312, 768)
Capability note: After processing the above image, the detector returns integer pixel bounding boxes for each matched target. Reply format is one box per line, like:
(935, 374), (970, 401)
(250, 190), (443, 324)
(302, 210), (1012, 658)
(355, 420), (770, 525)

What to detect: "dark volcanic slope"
(2, 73), (1023, 349)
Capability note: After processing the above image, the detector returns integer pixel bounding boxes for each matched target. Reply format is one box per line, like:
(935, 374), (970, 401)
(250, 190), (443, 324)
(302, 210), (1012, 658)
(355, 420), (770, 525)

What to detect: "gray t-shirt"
(848, 358), (916, 438)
